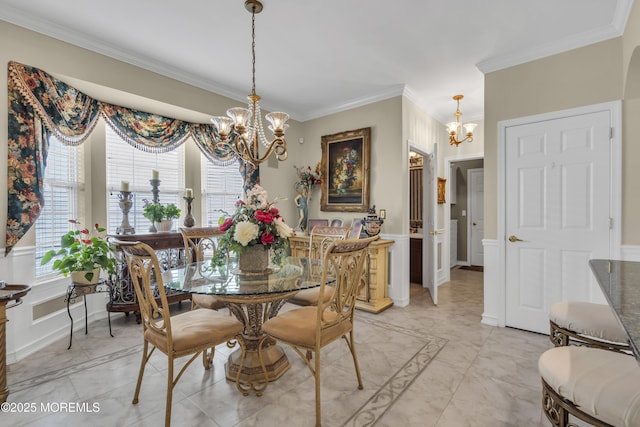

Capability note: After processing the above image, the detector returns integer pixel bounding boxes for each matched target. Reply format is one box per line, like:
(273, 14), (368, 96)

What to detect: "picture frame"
(308, 219), (329, 232)
(330, 218), (344, 227)
(437, 177), (446, 204)
(349, 219), (363, 239)
(320, 127), (371, 212)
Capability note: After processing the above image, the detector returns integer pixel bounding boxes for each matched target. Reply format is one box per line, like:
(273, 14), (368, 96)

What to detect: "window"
(35, 136), (82, 278)
(201, 157), (243, 226)
(106, 126), (184, 233)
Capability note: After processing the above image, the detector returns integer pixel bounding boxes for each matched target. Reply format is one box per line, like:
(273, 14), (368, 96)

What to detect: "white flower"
(233, 221), (259, 246)
(274, 217), (293, 238)
(245, 185), (269, 209)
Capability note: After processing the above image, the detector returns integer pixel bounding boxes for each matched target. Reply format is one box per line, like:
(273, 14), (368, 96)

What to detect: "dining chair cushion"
(549, 301), (628, 343)
(144, 309), (242, 354)
(262, 306), (352, 348)
(191, 294), (226, 310)
(539, 346), (640, 427)
(288, 285), (334, 306)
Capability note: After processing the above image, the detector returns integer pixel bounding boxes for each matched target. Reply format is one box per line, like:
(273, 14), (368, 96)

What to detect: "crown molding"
(297, 84), (405, 121)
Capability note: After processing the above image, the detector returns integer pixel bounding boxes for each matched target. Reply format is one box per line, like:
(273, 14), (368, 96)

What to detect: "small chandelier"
(210, 0), (289, 166)
(446, 95), (477, 146)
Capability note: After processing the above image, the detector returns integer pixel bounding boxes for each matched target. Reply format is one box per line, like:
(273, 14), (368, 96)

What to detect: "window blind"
(106, 126), (185, 233)
(35, 136), (82, 278)
(201, 157), (243, 227)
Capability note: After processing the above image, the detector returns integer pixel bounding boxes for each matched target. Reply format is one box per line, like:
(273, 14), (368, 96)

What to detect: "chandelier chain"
(251, 8), (256, 96)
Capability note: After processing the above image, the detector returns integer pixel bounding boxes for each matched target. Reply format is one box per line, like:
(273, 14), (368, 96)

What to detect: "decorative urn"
(362, 206), (383, 237)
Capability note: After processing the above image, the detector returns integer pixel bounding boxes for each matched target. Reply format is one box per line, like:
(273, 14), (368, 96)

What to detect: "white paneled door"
(505, 110), (612, 334)
(423, 147), (438, 305)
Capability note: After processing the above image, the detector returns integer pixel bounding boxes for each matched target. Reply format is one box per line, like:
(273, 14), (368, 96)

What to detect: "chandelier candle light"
(446, 95), (477, 146)
(210, 0), (289, 166)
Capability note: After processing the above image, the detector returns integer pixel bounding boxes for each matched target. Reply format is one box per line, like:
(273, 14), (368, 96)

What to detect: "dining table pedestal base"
(225, 339), (290, 390)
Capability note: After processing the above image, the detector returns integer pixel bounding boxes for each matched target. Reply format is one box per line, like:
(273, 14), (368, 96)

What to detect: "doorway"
(445, 155), (484, 278)
(408, 143), (438, 305)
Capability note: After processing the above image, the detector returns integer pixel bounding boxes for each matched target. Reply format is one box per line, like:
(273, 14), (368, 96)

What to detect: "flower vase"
(238, 245), (269, 273)
(156, 219), (173, 232)
(71, 268), (101, 285)
(296, 183), (311, 234)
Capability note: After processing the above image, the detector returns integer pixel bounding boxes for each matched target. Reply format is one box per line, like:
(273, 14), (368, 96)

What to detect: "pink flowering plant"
(211, 185), (293, 268)
(41, 220), (117, 282)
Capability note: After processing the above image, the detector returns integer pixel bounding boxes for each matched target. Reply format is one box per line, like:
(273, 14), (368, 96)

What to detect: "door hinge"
(609, 217), (613, 229)
(610, 127), (614, 140)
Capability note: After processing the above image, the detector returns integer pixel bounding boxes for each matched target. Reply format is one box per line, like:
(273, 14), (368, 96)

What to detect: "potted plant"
(143, 202), (181, 232)
(41, 220), (117, 284)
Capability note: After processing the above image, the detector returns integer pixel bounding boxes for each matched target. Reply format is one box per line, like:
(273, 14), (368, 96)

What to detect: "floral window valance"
(6, 60), (258, 254)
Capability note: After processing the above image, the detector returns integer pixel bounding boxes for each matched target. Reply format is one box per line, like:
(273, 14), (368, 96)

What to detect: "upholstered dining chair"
(258, 235), (379, 427)
(179, 227), (227, 311)
(117, 240), (243, 427)
(287, 225), (351, 306)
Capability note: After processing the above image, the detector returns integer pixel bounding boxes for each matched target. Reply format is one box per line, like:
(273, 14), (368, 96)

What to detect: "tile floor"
(4, 268), (554, 426)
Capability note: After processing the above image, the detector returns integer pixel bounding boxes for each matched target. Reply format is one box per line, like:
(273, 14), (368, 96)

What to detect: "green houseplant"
(41, 220), (117, 283)
(143, 202), (181, 232)
(143, 202), (181, 222)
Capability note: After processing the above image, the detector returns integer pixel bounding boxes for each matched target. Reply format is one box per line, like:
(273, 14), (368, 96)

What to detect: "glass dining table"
(162, 256), (326, 394)
(589, 259), (640, 362)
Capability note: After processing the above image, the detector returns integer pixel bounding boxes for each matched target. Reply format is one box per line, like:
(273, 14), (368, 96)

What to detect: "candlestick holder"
(116, 191), (135, 235)
(150, 178), (160, 204)
(183, 196), (195, 228)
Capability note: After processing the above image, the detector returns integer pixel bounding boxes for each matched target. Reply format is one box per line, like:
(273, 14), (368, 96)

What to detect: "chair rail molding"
(621, 245), (640, 261)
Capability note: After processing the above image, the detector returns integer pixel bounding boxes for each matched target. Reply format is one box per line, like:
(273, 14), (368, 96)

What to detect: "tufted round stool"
(549, 301), (630, 353)
(539, 346), (640, 426)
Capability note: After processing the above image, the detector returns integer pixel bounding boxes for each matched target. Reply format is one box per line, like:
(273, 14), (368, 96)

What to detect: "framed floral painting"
(320, 127), (371, 212)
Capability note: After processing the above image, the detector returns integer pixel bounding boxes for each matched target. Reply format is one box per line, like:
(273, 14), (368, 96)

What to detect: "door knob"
(472, 222), (477, 226)
(508, 235), (523, 242)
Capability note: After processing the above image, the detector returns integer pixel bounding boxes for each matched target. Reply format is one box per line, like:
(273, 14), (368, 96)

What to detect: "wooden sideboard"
(289, 235), (394, 313)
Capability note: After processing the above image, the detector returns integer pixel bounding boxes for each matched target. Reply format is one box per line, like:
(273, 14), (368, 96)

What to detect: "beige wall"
(294, 97), (404, 234)
(622, 3), (640, 245)
(484, 37), (624, 240)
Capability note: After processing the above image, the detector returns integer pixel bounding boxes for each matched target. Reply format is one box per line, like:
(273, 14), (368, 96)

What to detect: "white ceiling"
(0, 0), (633, 124)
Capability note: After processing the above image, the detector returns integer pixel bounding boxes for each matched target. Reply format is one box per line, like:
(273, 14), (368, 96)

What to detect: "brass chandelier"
(211, 0), (289, 166)
(446, 95), (477, 146)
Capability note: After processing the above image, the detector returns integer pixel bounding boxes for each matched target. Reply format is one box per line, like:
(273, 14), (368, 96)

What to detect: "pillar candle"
(152, 169), (159, 180)
(120, 181), (129, 192)
(185, 188), (193, 198)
